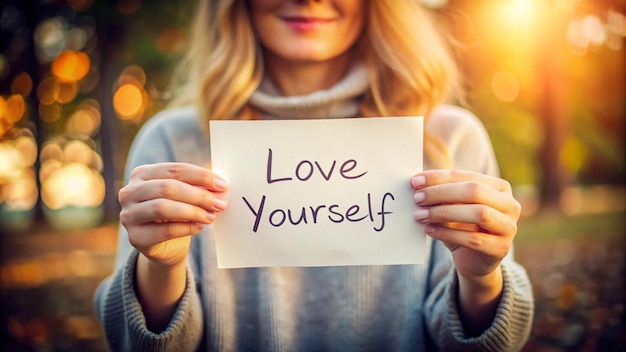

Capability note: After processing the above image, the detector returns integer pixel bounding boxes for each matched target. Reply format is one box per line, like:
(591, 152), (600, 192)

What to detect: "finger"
(413, 181), (517, 214)
(126, 179), (227, 212)
(130, 162), (228, 192)
(424, 223), (512, 259)
(412, 169), (511, 193)
(129, 222), (204, 250)
(121, 198), (216, 225)
(418, 204), (517, 236)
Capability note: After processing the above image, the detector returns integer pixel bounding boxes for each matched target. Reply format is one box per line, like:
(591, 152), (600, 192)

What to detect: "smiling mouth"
(282, 17), (335, 31)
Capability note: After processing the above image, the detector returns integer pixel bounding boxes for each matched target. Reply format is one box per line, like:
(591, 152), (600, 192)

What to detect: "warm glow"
(38, 136), (106, 211)
(51, 51), (90, 83)
(0, 94), (26, 125)
(119, 65), (146, 87)
(491, 71), (520, 102)
(113, 83), (144, 119)
(38, 102), (63, 123)
(582, 15), (606, 46)
(37, 76), (60, 105)
(487, 0), (543, 45)
(4, 169), (38, 210)
(11, 72), (33, 96)
(39, 159), (62, 183)
(41, 162), (105, 209)
(63, 140), (93, 165)
(0, 132), (38, 211)
(90, 151), (103, 172)
(13, 136), (38, 167)
(56, 81), (78, 103)
(0, 142), (26, 183)
(493, 0), (538, 26)
(67, 100), (101, 136)
(511, 0), (534, 19)
(40, 142), (64, 163)
(566, 14), (614, 55)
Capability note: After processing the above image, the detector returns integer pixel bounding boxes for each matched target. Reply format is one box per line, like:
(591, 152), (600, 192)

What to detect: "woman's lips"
(282, 17), (334, 32)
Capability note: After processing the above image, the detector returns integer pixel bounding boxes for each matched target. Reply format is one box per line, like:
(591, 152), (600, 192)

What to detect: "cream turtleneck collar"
(248, 64), (369, 120)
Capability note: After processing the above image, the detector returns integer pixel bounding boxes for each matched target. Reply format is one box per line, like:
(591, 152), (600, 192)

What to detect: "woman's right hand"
(118, 162), (229, 269)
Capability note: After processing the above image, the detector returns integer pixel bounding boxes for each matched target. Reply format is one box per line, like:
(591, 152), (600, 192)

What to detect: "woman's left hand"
(410, 169), (522, 280)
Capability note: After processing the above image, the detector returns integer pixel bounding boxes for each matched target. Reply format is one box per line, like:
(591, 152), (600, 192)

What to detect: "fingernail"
(413, 192), (425, 204)
(411, 175), (426, 188)
(414, 208), (429, 220)
(214, 178), (229, 191)
(424, 224), (435, 234)
(213, 198), (227, 211)
(206, 211), (216, 222)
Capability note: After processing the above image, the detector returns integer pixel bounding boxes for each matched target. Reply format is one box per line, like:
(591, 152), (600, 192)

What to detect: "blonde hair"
(169, 0), (462, 166)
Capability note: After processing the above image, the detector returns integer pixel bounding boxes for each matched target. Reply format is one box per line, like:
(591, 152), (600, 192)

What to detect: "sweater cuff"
(445, 262), (534, 351)
(122, 250), (203, 351)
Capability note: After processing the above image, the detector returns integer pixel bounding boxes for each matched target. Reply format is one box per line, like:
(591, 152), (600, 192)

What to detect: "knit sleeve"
(424, 239), (534, 352)
(93, 108), (205, 351)
(423, 105), (534, 351)
(95, 251), (203, 351)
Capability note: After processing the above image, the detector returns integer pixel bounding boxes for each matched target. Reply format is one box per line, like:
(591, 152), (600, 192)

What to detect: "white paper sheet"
(210, 117), (425, 268)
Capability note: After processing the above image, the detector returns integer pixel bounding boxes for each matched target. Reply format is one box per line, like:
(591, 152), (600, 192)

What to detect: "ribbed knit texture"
(94, 67), (534, 351)
(249, 64), (368, 119)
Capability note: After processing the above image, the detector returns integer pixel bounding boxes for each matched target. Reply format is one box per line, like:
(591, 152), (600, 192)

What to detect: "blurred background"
(0, 0), (624, 351)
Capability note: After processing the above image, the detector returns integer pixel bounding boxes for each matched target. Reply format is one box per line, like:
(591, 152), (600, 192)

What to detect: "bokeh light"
(113, 65), (151, 121)
(38, 102), (63, 124)
(13, 135), (38, 167)
(41, 162), (105, 210)
(40, 142), (64, 163)
(3, 169), (38, 210)
(63, 140), (93, 165)
(0, 94), (26, 126)
(566, 10), (626, 55)
(66, 99), (101, 136)
(0, 128), (38, 213)
(51, 50), (90, 83)
(37, 76), (60, 105)
(0, 141), (26, 183)
(38, 137), (105, 213)
(33, 17), (68, 63)
(113, 84), (144, 120)
(119, 65), (146, 87)
(10, 72), (33, 96)
(56, 81), (78, 104)
(606, 9), (625, 50)
(491, 71), (520, 102)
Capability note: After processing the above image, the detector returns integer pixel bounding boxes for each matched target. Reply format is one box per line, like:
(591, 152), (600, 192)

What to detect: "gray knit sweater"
(94, 66), (534, 351)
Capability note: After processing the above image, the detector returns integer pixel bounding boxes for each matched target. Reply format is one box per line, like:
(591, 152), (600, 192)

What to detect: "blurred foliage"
(451, 1), (625, 189)
(518, 210), (626, 243)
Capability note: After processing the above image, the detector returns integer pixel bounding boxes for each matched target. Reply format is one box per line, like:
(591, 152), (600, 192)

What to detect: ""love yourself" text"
(240, 149), (396, 233)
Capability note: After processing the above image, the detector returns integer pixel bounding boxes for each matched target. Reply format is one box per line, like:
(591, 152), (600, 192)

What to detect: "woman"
(95, 0), (534, 351)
